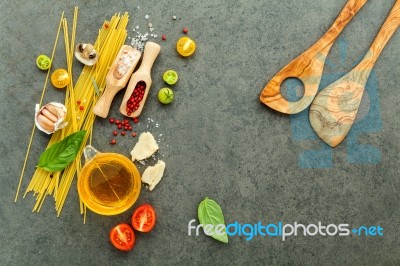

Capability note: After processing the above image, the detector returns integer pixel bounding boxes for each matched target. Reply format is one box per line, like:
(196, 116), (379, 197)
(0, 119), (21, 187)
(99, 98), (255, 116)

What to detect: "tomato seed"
(132, 132), (137, 137)
(111, 139), (117, 145)
(121, 131), (126, 136)
(113, 130), (118, 136)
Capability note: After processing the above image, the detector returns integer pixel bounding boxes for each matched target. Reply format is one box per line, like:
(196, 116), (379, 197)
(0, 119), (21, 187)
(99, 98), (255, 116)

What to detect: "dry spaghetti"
(19, 10), (130, 220)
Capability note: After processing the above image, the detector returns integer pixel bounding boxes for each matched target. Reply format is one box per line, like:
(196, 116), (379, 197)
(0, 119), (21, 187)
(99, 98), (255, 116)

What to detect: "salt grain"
(172, 15), (177, 20)
(148, 23), (153, 28)
(145, 15), (149, 20)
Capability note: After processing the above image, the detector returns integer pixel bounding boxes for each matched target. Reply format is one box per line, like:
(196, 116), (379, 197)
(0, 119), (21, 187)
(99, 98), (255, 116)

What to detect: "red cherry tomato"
(131, 204), (156, 232)
(109, 224), (135, 251)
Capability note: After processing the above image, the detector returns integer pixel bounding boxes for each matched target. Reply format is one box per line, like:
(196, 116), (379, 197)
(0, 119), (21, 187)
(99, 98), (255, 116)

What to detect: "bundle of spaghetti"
(14, 12), (65, 202)
(24, 12), (130, 218)
(24, 8), (80, 212)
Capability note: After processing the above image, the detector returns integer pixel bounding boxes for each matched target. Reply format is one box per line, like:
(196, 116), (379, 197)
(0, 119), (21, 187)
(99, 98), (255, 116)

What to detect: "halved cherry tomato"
(51, 68), (70, 89)
(131, 204), (156, 232)
(109, 223), (135, 251)
(176, 37), (196, 57)
(163, 69), (178, 85)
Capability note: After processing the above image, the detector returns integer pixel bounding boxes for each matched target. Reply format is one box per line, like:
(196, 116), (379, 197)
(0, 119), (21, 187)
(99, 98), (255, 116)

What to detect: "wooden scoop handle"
(259, 0), (367, 114)
(93, 84), (121, 118)
(137, 42), (161, 75)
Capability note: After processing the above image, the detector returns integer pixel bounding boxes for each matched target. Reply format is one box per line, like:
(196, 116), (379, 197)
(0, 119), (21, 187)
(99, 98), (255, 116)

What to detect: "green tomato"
(163, 70), (178, 85)
(158, 88), (174, 104)
(36, 54), (51, 70)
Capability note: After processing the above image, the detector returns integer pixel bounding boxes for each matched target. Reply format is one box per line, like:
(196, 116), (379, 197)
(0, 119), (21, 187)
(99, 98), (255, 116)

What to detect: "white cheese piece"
(130, 132), (159, 161)
(141, 160), (166, 191)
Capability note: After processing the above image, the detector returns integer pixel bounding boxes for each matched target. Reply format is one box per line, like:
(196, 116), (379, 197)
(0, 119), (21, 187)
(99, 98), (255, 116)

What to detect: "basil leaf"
(37, 130), (87, 172)
(198, 197), (229, 243)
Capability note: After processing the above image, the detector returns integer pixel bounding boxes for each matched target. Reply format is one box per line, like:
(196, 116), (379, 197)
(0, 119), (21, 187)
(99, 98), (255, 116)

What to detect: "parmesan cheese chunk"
(141, 160), (166, 191)
(130, 132), (159, 161)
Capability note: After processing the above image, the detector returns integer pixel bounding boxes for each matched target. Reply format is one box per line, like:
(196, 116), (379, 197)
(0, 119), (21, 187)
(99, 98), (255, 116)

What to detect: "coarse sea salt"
(129, 9), (158, 51)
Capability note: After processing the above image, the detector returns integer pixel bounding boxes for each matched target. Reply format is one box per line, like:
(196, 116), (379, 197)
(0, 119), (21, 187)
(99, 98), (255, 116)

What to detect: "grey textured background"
(1, 0), (400, 265)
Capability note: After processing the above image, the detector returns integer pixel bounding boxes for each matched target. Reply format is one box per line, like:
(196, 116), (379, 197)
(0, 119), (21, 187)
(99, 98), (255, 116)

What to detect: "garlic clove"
(37, 114), (55, 132)
(40, 108), (58, 122)
(75, 43), (99, 66)
(35, 102), (68, 134)
(45, 103), (65, 118)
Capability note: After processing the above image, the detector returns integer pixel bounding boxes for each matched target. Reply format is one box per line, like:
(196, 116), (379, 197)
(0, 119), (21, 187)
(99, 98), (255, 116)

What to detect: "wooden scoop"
(120, 42), (161, 117)
(93, 45), (141, 118)
(310, 0), (400, 147)
(259, 0), (367, 114)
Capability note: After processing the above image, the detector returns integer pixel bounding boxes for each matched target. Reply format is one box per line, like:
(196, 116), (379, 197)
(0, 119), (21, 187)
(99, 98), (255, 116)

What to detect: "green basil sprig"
(37, 130), (87, 172)
(198, 197), (229, 243)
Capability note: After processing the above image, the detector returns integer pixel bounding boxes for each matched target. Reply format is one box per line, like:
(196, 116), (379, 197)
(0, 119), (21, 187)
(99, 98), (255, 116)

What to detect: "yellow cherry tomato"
(176, 37), (196, 57)
(51, 69), (70, 89)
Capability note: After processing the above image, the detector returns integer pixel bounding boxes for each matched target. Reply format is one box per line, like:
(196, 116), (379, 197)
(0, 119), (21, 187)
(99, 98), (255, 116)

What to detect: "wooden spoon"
(93, 45), (141, 118)
(120, 42), (161, 118)
(310, 0), (400, 147)
(259, 0), (367, 114)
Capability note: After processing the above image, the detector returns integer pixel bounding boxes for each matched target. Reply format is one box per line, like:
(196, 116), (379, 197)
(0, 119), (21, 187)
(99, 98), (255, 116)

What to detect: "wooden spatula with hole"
(93, 45), (141, 118)
(120, 42), (161, 118)
(310, 0), (400, 147)
(259, 0), (367, 114)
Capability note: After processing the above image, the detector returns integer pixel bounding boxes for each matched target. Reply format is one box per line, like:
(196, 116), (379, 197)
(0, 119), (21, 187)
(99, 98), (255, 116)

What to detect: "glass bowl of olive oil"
(77, 146), (141, 215)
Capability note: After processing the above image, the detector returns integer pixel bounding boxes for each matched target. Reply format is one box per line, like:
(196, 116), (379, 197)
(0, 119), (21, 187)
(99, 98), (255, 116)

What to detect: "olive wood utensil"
(259, 0), (367, 114)
(310, 0), (400, 147)
(120, 42), (161, 118)
(93, 45), (141, 118)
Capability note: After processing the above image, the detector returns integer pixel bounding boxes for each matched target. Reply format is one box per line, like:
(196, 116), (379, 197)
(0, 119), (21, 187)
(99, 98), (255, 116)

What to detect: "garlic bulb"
(35, 102), (68, 134)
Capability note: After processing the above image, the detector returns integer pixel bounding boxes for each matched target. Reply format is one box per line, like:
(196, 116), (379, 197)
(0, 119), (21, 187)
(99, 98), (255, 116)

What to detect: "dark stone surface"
(1, 0), (400, 265)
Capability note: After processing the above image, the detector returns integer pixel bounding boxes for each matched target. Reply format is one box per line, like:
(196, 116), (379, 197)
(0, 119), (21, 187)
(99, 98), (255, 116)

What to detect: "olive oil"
(78, 147), (141, 215)
(86, 159), (133, 207)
